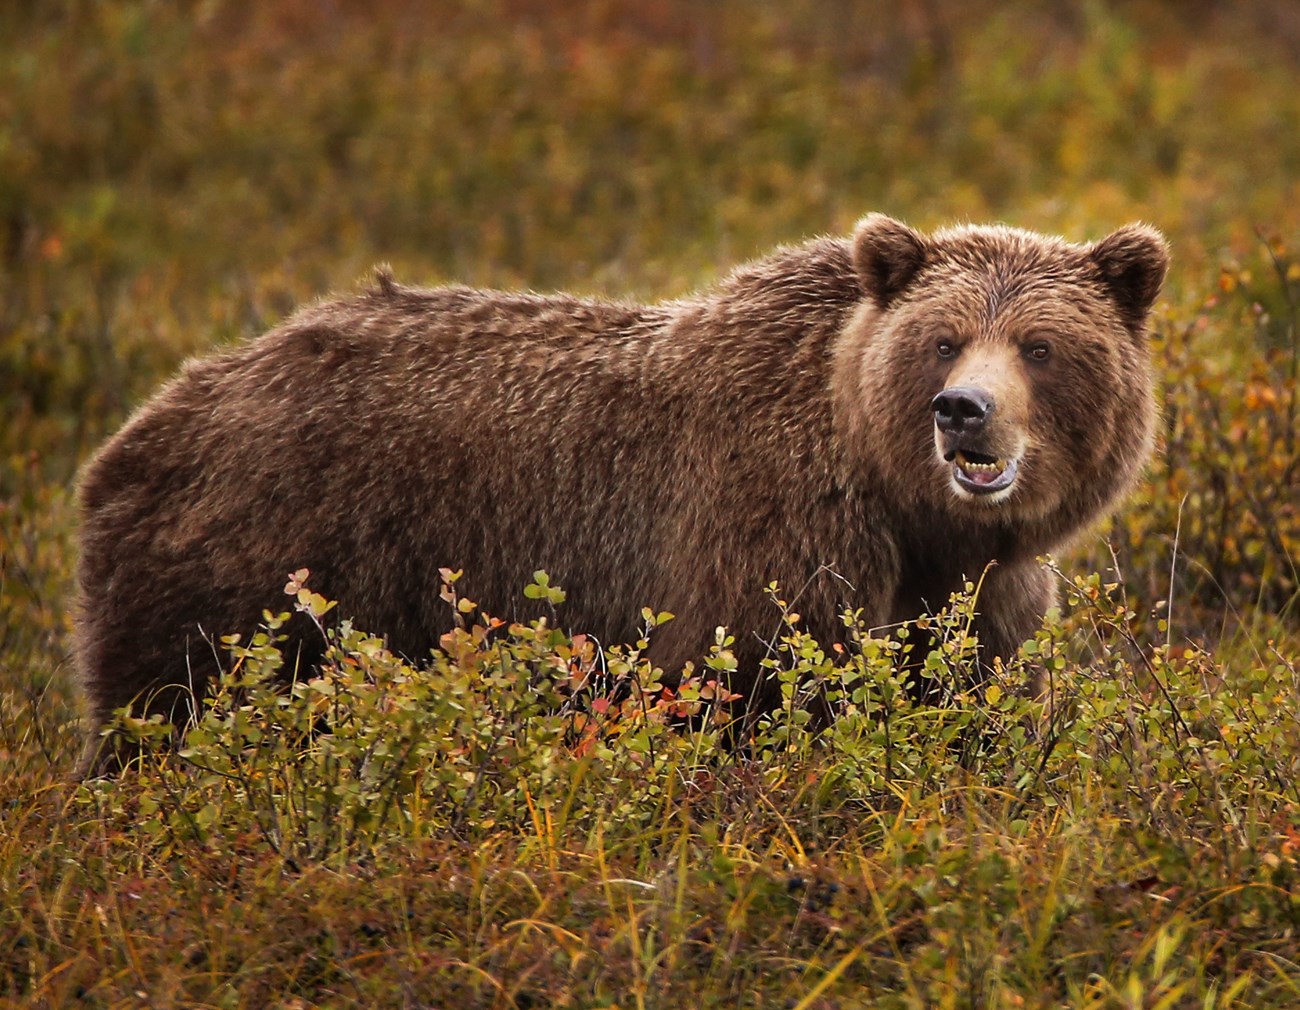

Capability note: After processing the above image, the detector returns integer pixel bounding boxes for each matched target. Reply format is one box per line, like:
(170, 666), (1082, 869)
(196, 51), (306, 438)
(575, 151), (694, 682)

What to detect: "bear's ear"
(852, 214), (930, 309)
(1090, 224), (1169, 331)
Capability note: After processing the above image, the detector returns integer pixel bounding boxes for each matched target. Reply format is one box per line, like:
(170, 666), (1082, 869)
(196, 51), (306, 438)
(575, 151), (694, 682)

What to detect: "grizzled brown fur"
(74, 215), (1168, 774)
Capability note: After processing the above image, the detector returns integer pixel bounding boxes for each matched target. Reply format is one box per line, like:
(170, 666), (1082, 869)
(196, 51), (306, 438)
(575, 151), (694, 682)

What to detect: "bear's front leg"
(969, 560), (1058, 697)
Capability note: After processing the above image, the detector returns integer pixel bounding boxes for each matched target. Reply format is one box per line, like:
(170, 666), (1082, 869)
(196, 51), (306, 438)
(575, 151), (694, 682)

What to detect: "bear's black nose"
(932, 386), (994, 433)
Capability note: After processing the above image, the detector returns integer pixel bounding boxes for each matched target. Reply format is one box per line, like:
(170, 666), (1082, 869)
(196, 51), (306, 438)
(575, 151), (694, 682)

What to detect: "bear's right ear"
(852, 214), (930, 309)
(1089, 224), (1170, 331)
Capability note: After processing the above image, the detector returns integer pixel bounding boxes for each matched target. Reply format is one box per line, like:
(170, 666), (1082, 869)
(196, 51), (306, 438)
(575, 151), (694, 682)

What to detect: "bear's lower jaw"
(950, 452), (1020, 497)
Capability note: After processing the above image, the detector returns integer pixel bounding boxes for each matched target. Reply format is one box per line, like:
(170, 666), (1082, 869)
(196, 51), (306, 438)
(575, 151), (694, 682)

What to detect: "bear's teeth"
(954, 451), (1007, 474)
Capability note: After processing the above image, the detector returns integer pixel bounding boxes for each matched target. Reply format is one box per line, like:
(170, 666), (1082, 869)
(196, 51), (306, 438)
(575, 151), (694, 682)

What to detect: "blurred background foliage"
(6, 3), (1300, 1005)
(3, 0), (1300, 733)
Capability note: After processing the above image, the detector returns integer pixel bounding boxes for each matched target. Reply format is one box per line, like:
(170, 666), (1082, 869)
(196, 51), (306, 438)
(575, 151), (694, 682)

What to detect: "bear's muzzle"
(932, 385), (1021, 496)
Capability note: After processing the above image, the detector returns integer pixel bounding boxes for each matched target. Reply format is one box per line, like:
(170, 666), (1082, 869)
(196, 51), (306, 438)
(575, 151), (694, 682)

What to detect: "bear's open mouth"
(944, 449), (1020, 495)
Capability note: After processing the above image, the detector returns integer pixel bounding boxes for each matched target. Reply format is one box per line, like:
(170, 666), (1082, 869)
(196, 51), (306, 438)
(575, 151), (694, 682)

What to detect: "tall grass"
(4, 1), (1300, 1006)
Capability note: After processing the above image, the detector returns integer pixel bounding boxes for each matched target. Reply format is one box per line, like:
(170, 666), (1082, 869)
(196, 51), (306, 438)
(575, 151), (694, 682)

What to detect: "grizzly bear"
(73, 214), (1167, 774)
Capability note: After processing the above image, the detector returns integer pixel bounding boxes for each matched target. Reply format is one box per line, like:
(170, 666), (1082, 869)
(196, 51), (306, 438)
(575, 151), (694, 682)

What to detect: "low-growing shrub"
(76, 562), (1300, 868)
(1102, 233), (1300, 638)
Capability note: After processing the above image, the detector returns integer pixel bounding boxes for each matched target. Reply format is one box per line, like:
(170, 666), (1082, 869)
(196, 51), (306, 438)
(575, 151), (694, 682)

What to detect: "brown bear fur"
(73, 214), (1168, 774)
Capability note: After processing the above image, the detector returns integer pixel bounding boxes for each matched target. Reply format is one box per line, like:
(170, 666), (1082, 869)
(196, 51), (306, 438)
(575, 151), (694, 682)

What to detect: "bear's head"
(836, 213), (1168, 547)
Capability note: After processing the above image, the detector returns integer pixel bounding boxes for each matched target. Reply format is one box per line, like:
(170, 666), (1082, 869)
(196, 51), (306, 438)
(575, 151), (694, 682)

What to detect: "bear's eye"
(935, 338), (958, 359)
(1025, 340), (1052, 362)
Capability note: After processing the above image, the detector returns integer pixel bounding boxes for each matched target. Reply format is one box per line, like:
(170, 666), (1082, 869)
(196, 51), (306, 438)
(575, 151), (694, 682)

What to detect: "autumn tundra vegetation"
(4, 1), (1300, 1007)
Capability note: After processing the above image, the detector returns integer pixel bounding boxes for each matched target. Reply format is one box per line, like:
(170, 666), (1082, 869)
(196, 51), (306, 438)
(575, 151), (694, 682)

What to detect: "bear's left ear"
(1090, 224), (1169, 331)
(852, 214), (930, 309)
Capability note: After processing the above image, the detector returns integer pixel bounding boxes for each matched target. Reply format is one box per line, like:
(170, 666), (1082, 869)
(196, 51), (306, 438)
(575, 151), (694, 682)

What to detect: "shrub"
(1101, 233), (1300, 638)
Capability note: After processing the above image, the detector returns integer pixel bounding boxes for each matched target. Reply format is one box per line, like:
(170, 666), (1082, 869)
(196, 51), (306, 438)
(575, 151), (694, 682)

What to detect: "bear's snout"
(931, 385), (1022, 498)
(931, 386), (994, 433)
